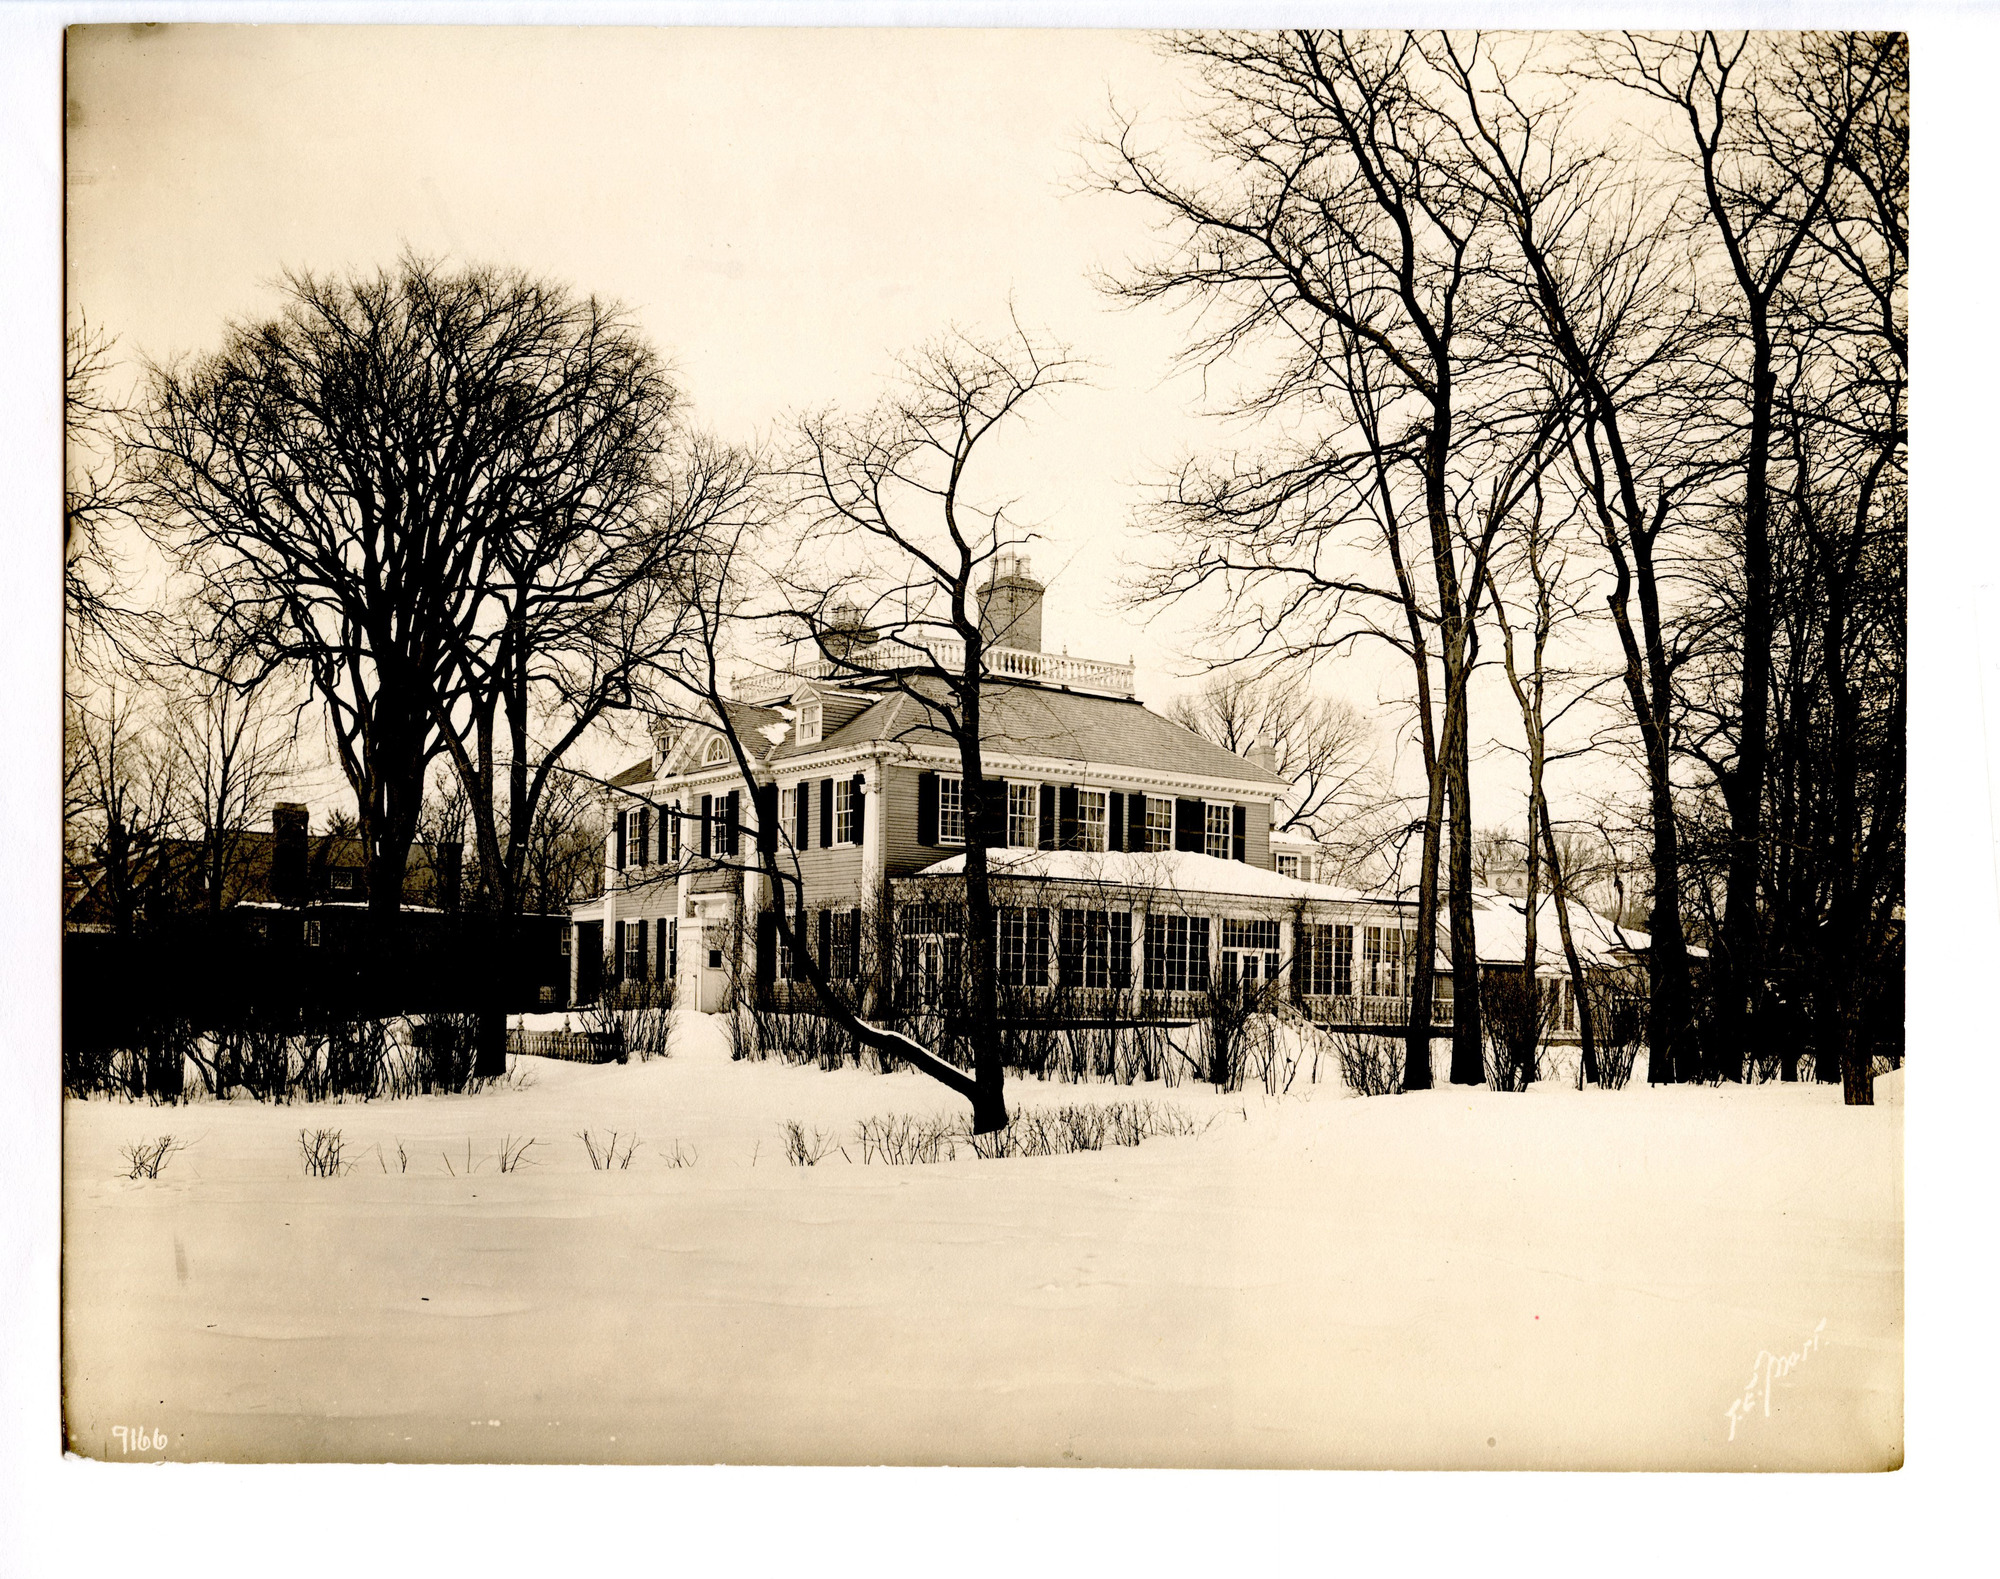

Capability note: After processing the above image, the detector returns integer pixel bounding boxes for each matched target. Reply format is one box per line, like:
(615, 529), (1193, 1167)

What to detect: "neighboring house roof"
(1447, 886), (1710, 970)
(764, 677), (1289, 788)
(610, 757), (655, 787)
(914, 848), (1397, 905)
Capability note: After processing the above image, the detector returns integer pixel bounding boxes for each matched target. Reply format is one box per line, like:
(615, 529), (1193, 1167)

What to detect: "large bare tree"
(1098, 30), (1570, 1086)
(1166, 675), (1375, 838)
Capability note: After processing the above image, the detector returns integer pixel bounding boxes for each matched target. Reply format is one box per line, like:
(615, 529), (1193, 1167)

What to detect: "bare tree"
(65, 690), (182, 939)
(663, 322), (1083, 1133)
(1097, 29), (1571, 1087)
(64, 316), (153, 691)
(160, 661), (299, 917)
(1166, 675), (1375, 837)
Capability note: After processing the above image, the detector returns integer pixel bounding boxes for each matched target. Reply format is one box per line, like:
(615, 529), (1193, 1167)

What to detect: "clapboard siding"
(884, 764), (944, 878)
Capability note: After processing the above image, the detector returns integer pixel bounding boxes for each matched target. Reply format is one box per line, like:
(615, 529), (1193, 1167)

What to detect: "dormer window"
(796, 702), (822, 746)
(703, 736), (730, 766)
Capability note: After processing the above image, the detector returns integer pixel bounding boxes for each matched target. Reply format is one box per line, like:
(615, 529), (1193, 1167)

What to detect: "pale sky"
(55, 23), (1778, 836)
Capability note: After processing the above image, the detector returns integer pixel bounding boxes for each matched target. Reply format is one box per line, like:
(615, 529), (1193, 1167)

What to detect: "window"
(937, 774), (965, 845)
(995, 906), (1050, 987)
(1145, 798), (1173, 852)
(1059, 908), (1132, 990)
(1144, 913), (1210, 993)
(703, 735), (730, 765)
(708, 947), (724, 970)
(779, 785), (797, 847)
(330, 869), (358, 893)
(795, 701), (822, 745)
(626, 808), (648, 866)
(1204, 802), (1233, 859)
(304, 919), (322, 948)
(833, 778), (856, 844)
(1363, 925), (1407, 998)
(1220, 918), (1281, 982)
(561, 928), (572, 959)
(625, 924), (646, 980)
(1076, 789), (1108, 852)
(669, 801), (682, 861)
(1276, 853), (1300, 879)
(1007, 782), (1039, 848)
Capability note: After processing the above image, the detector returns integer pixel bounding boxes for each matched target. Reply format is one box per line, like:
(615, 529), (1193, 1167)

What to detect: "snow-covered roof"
(1452, 887), (1708, 969)
(912, 847), (1401, 906)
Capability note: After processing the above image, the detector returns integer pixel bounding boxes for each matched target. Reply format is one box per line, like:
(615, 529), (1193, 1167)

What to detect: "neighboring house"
(571, 555), (1427, 1019)
(1429, 885), (1707, 1042)
(65, 802), (463, 932)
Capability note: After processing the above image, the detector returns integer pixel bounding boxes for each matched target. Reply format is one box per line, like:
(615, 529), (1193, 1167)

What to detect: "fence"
(506, 1027), (626, 1064)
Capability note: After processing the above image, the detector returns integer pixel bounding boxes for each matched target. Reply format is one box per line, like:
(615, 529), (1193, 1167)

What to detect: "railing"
(792, 639), (1136, 697)
(1298, 994), (1452, 1029)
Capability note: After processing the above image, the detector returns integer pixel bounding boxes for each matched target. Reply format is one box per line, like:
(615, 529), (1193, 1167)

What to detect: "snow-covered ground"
(62, 1014), (1901, 1468)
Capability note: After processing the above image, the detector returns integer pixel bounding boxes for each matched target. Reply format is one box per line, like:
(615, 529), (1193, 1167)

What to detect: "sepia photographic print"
(41, 7), (1925, 1504)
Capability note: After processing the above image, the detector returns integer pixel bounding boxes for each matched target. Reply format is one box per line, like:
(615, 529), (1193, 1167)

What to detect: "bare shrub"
(298, 1128), (348, 1177)
(659, 1139), (698, 1169)
(619, 979), (677, 1063)
(1329, 1029), (1404, 1097)
(402, 1011), (481, 1094)
(853, 1112), (962, 1165)
(577, 1129), (639, 1170)
(120, 1135), (188, 1179)
(837, 1100), (1208, 1165)
(781, 1120), (841, 1166)
(377, 1139), (410, 1174)
(496, 1135), (538, 1173)
(1582, 968), (1645, 1090)
(577, 994), (628, 1065)
(1483, 971), (1556, 1092)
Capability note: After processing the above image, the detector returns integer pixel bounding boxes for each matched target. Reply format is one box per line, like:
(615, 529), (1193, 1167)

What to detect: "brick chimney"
(271, 803), (309, 905)
(1248, 739), (1279, 774)
(978, 552), (1045, 654)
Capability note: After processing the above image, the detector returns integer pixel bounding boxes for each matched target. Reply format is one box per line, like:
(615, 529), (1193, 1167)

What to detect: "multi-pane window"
(937, 774), (965, 845)
(669, 801), (682, 861)
(778, 786), (796, 847)
(1059, 908), (1132, 990)
(1007, 782), (1039, 848)
(1204, 802), (1233, 859)
(1220, 918), (1281, 982)
(828, 910), (858, 980)
(995, 906), (1050, 987)
(703, 736), (730, 765)
(1144, 913), (1210, 993)
(833, 778), (856, 844)
(1076, 789), (1108, 852)
(1275, 853), (1300, 879)
(1145, 798), (1174, 852)
(627, 808), (648, 865)
(624, 924), (646, 980)
(1363, 925), (1407, 997)
(795, 702), (821, 745)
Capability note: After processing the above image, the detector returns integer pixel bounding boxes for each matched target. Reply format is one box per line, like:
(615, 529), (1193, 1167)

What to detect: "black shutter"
(612, 920), (625, 981)
(848, 906), (863, 979)
(700, 794), (712, 857)
(659, 807), (671, 863)
(669, 803), (681, 861)
(634, 916), (647, 978)
(917, 771), (938, 845)
(851, 774), (866, 845)
(615, 814), (627, 870)
(724, 790), (741, 856)
(655, 918), (668, 982)
(668, 917), (678, 979)
(1059, 784), (1080, 851)
(1233, 804), (1247, 862)
(635, 808), (650, 867)
(1038, 783), (1058, 850)
(1109, 792), (1125, 853)
(756, 784), (779, 854)
(1175, 797), (1203, 853)
(819, 779), (834, 849)
(794, 782), (809, 849)
(756, 911), (776, 987)
(1129, 793), (1146, 851)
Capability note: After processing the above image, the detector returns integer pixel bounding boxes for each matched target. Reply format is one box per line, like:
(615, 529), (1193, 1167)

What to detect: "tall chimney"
(978, 551), (1045, 654)
(271, 803), (309, 905)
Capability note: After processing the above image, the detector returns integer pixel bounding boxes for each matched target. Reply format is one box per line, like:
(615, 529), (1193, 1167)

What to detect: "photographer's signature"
(1725, 1318), (1827, 1441)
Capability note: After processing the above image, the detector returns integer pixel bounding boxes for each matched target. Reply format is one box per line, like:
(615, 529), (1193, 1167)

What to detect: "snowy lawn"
(62, 1015), (1901, 1468)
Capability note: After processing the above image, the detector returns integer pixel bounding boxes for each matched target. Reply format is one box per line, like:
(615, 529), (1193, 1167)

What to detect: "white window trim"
(1204, 801), (1233, 860)
(1076, 788), (1108, 853)
(833, 777), (857, 846)
(703, 736), (730, 765)
(1007, 781), (1040, 849)
(937, 773), (966, 846)
(795, 702), (822, 746)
